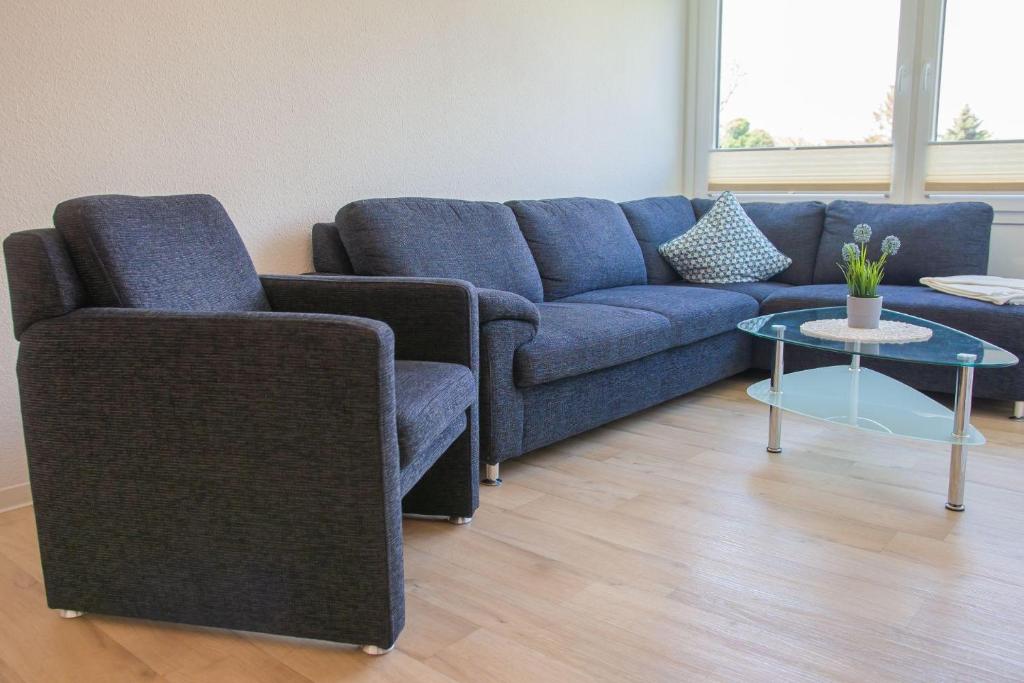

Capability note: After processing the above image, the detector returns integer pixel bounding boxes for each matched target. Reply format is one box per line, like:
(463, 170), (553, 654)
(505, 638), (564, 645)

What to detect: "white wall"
(990, 216), (1024, 277)
(0, 1), (687, 504)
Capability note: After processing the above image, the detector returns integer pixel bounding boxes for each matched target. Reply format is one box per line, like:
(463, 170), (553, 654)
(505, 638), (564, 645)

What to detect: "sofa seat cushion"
(814, 200), (993, 285)
(394, 360), (476, 467)
(760, 284), (1024, 358)
(692, 198), (825, 285)
(337, 198), (545, 302)
(670, 280), (792, 303)
(507, 198), (647, 300)
(514, 303), (674, 387)
(560, 285), (760, 347)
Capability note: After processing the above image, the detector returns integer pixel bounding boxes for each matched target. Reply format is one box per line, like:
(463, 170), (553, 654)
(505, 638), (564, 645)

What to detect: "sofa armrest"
(260, 274), (477, 370)
(477, 288), (540, 330)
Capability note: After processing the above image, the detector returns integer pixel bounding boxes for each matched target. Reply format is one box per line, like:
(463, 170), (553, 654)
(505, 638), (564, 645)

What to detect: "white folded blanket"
(920, 275), (1024, 305)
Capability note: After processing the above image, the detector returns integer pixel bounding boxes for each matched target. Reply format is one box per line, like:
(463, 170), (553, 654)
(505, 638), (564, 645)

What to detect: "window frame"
(682, 0), (1024, 213)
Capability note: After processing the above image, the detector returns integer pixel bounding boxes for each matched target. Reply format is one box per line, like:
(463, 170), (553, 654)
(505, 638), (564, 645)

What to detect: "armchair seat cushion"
(560, 285), (760, 347)
(395, 361), (476, 466)
(513, 303), (673, 387)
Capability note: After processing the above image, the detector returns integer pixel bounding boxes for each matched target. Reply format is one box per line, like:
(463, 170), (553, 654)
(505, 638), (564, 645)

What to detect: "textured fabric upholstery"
(479, 319), (536, 464)
(513, 302), (673, 387)
(671, 280), (792, 303)
(661, 192), (792, 284)
(692, 198), (825, 285)
(8, 214), (481, 650)
(3, 229), (86, 339)
(399, 412), (470, 498)
(507, 198), (647, 299)
(759, 284), (1024, 401)
(260, 273), (480, 518)
(336, 198), (544, 302)
(394, 361), (475, 467)
(261, 275), (478, 369)
(814, 200), (993, 284)
(53, 194), (270, 311)
(312, 222), (353, 274)
(618, 196), (694, 284)
(559, 285), (759, 347)
(521, 331), (751, 452)
(18, 308), (406, 648)
(478, 288), (540, 328)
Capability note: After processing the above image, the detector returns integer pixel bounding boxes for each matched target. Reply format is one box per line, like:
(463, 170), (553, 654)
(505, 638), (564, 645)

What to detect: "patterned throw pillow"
(658, 191), (792, 283)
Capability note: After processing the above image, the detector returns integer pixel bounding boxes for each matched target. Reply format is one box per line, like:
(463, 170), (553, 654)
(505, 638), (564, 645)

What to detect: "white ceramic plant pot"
(847, 295), (882, 329)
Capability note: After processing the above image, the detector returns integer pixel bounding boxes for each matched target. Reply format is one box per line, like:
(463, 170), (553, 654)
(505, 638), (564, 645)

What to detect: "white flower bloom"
(853, 223), (872, 244)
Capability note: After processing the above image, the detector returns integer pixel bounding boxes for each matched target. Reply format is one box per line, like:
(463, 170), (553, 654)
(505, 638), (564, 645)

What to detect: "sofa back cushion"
(813, 200), (993, 285)
(618, 196), (695, 284)
(506, 198), (647, 300)
(53, 194), (270, 311)
(691, 198), (825, 285)
(311, 222), (354, 274)
(337, 198), (544, 302)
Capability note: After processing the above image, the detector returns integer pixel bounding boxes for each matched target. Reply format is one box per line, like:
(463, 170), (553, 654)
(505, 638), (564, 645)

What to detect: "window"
(925, 0), (1024, 192)
(687, 0), (1024, 202)
(934, 0), (1023, 143)
(709, 0), (900, 193)
(717, 0), (900, 149)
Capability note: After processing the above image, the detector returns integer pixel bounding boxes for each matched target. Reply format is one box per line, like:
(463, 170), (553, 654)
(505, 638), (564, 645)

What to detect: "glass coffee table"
(737, 307), (1018, 511)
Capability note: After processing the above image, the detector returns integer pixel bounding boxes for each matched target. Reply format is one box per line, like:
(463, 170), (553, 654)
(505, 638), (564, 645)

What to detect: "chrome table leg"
(947, 353), (976, 512)
(767, 324), (786, 454)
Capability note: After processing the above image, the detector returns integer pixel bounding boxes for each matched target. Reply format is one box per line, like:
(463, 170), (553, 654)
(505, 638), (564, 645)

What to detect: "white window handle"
(896, 64), (909, 94)
(920, 62), (934, 93)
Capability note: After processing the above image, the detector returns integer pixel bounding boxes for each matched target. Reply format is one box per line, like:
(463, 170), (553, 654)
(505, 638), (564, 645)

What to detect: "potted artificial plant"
(839, 224), (901, 329)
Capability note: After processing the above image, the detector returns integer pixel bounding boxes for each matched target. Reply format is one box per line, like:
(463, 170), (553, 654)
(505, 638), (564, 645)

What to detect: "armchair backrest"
(52, 194), (269, 311)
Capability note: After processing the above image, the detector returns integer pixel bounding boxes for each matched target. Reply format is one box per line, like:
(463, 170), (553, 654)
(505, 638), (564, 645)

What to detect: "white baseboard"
(0, 483), (32, 514)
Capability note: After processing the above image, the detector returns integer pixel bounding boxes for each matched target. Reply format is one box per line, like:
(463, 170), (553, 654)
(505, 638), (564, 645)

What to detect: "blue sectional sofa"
(313, 196), (1023, 480)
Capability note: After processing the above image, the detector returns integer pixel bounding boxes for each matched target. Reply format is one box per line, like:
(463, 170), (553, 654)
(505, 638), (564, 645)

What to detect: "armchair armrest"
(260, 274), (477, 370)
(18, 308), (398, 463)
(477, 288), (540, 330)
(17, 306), (407, 645)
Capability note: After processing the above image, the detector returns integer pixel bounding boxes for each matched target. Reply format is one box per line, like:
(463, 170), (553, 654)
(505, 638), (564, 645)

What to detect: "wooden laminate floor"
(1, 372), (1023, 682)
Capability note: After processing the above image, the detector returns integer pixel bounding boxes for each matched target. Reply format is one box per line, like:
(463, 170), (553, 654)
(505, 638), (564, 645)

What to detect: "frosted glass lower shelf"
(747, 366), (984, 446)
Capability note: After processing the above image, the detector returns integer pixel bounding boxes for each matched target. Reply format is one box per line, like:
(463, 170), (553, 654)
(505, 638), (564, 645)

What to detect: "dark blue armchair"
(3, 194), (479, 654)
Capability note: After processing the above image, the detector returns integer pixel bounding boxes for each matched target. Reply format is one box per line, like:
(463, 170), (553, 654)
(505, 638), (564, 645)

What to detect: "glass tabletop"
(737, 307), (1018, 368)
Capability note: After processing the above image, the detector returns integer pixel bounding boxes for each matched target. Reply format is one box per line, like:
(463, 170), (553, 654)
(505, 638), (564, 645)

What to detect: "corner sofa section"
(312, 195), (1022, 476)
(313, 197), (757, 474)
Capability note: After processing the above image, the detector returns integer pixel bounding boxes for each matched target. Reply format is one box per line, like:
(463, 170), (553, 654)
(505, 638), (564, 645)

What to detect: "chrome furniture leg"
(1011, 400), (1024, 421)
(447, 516), (472, 525)
(482, 463), (502, 487)
(361, 644), (395, 656)
(767, 324), (786, 454)
(57, 609), (84, 619)
(947, 353), (976, 512)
